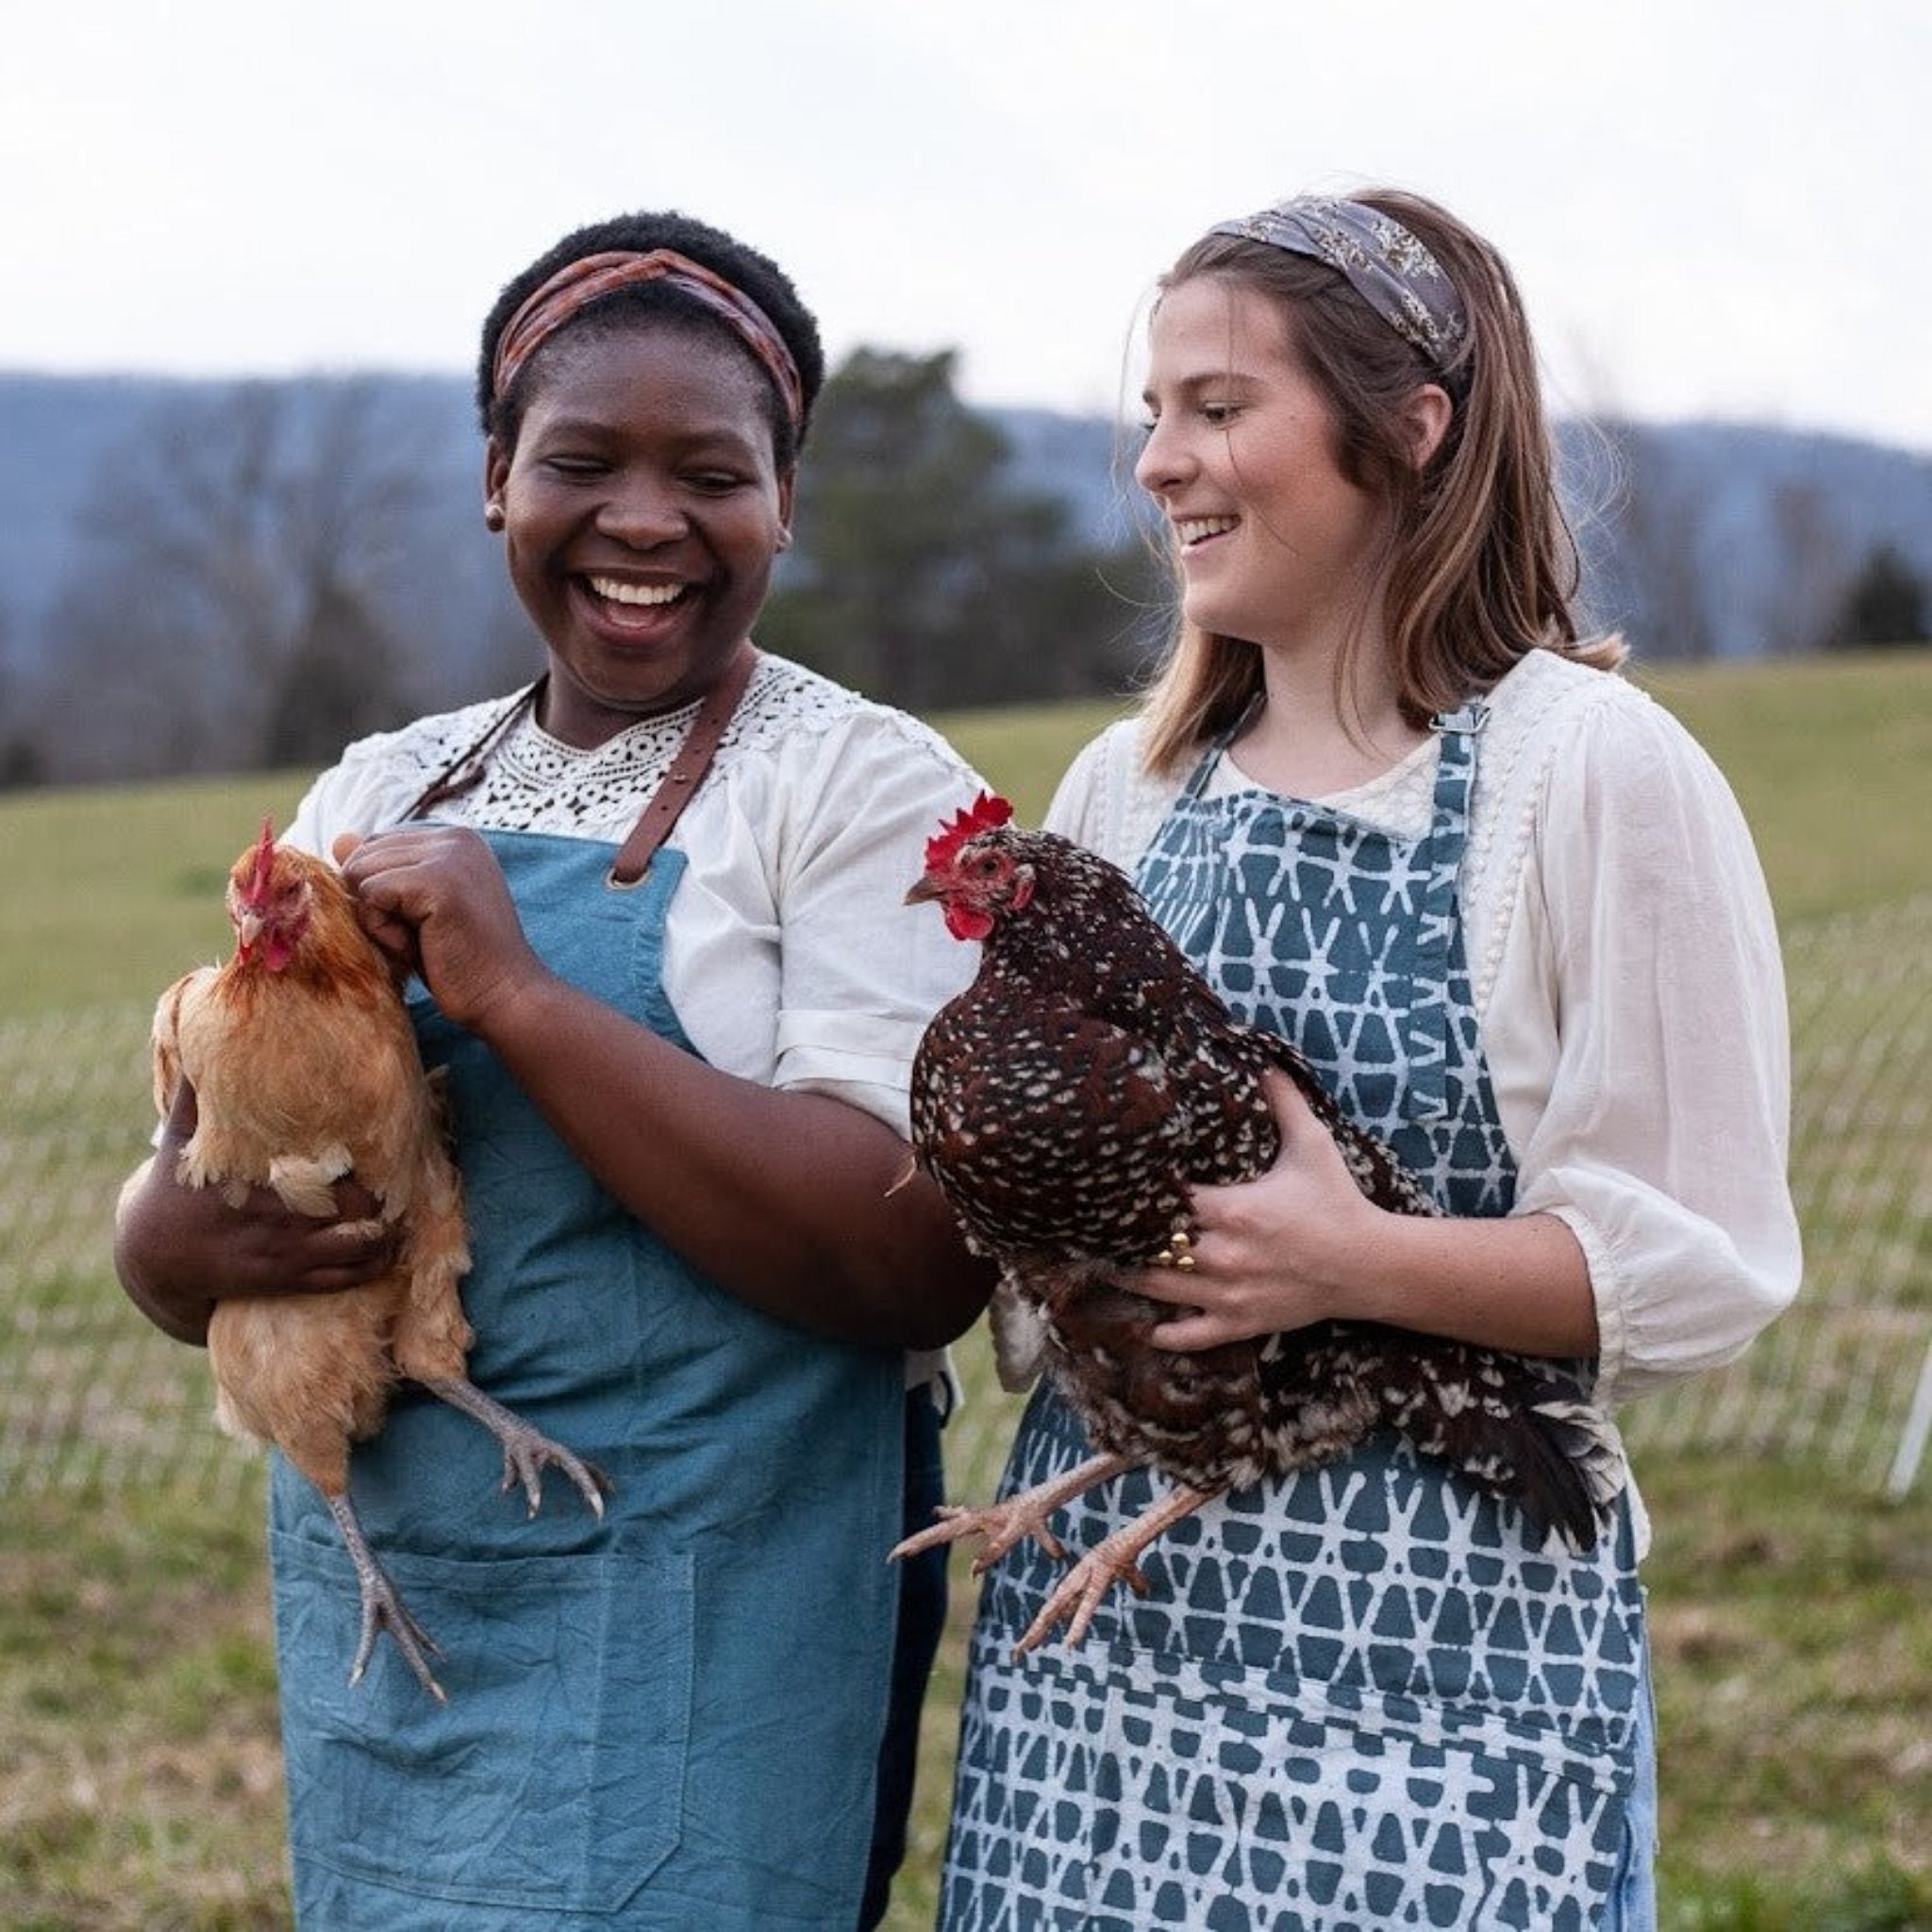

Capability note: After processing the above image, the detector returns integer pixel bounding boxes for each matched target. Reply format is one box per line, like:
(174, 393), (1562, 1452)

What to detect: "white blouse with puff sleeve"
(284, 651), (983, 1142)
(1043, 646), (1802, 1410)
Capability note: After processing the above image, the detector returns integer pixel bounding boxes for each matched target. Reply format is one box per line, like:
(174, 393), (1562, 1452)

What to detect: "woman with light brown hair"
(939, 188), (1800, 1930)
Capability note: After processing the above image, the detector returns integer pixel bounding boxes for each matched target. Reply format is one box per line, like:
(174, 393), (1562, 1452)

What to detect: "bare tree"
(1762, 479), (1853, 658)
(38, 379), (440, 780)
(1595, 422), (1719, 659)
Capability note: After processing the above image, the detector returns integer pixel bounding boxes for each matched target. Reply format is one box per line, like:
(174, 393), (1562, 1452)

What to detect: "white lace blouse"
(1043, 646), (1803, 1410)
(286, 652), (984, 1141)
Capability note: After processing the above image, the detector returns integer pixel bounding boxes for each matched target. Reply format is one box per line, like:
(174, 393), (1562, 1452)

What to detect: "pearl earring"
(484, 502), (506, 530)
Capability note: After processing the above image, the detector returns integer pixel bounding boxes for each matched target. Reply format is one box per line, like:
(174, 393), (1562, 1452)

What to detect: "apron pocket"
(1101, 1653), (1631, 1932)
(272, 1527), (693, 1914)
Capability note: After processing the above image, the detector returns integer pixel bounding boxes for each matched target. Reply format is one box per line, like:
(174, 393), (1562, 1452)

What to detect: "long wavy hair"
(1138, 188), (1624, 776)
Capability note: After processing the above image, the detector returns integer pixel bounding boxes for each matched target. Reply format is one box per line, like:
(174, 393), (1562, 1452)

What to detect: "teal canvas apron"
(267, 830), (905, 1928)
(941, 709), (1646, 1930)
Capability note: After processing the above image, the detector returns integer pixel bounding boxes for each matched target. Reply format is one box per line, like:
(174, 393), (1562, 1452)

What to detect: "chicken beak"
(905, 875), (944, 907)
(236, 908), (266, 949)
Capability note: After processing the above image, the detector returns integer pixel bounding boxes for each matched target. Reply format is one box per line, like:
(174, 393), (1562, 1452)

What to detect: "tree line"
(0, 358), (1924, 791)
(0, 353), (1162, 790)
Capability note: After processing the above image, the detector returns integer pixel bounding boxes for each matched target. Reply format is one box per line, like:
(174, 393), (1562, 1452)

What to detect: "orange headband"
(491, 247), (806, 432)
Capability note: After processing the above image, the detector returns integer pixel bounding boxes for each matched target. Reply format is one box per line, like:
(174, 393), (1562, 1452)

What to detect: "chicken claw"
(1013, 1483), (1217, 1657)
(892, 1500), (1067, 1572)
(422, 1377), (611, 1519)
(889, 1451), (1129, 1574)
(325, 1493), (447, 1702)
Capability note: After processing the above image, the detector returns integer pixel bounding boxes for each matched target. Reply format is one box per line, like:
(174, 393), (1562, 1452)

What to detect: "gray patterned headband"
(1209, 197), (1470, 376)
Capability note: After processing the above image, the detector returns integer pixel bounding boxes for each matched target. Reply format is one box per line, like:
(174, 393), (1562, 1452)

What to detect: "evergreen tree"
(761, 348), (1157, 709)
(1826, 542), (1930, 650)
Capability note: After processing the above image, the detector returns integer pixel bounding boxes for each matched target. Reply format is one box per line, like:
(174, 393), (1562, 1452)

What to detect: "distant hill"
(0, 374), (183, 638)
(1000, 403), (1932, 662)
(2, 371), (1928, 690)
(1560, 416), (1932, 659)
(0, 371), (517, 690)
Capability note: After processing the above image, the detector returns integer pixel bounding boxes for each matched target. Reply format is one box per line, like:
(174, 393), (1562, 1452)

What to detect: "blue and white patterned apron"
(267, 830), (906, 1929)
(941, 710), (1647, 1931)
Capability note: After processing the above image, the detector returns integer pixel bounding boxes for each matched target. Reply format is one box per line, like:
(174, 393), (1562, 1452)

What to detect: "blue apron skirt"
(266, 830), (906, 1928)
(941, 712), (1648, 1930)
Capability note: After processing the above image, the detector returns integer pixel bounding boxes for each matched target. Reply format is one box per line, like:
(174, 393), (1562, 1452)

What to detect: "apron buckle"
(1429, 701), (1490, 736)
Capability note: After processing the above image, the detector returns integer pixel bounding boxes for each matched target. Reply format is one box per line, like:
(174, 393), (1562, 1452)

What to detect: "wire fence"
(1619, 895), (1932, 1495)
(3, 895), (1929, 1504)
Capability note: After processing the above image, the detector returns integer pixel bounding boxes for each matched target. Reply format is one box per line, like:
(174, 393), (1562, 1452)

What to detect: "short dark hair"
(475, 209), (825, 468)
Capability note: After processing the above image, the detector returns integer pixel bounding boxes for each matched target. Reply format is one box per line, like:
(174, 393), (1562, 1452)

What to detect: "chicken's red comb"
(924, 791), (1013, 869)
(243, 816), (277, 904)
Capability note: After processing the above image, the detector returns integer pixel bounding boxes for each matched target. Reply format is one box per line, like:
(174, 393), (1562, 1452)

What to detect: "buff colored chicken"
(141, 821), (605, 1699)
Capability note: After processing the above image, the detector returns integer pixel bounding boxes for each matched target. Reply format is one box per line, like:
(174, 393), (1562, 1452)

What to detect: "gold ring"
(1174, 1253), (1197, 1272)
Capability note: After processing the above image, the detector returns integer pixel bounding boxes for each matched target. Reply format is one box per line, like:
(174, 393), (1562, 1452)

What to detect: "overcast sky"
(5, 1), (1924, 451)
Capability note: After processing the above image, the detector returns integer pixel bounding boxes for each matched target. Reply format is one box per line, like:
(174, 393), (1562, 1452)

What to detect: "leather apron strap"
(606, 642), (758, 888)
(400, 643), (760, 887)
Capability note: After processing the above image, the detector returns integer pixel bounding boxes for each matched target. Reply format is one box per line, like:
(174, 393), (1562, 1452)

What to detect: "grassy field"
(2, 649), (1929, 1929)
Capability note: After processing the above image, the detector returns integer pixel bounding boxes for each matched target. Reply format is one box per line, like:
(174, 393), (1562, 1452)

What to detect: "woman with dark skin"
(116, 209), (991, 1930)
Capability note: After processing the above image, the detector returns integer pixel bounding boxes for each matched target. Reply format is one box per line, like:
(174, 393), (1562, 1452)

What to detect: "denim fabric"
(276, 835), (905, 1929)
(1607, 1651), (1659, 1931)
(859, 1384), (949, 1930)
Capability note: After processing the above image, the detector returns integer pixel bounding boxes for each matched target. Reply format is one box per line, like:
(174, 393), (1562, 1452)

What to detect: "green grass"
(1632, 652), (1932, 924)
(929, 696), (1132, 825)
(4, 1366), (1928, 1930)
(2, 774), (308, 1018)
(0, 1483), (285, 1931)
(7, 650), (1920, 1023)
(2, 649), (1929, 1928)
(1640, 1457), (1932, 1929)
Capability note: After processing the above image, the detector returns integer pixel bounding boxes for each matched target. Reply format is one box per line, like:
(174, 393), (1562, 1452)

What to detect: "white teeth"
(1175, 517), (1238, 546)
(590, 575), (683, 607)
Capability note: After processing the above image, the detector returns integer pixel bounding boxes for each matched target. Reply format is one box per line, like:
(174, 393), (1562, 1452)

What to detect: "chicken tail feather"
(1439, 1386), (1621, 1553)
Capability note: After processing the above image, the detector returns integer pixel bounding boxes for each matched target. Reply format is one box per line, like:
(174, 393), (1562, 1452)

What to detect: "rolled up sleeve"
(768, 716), (983, 1137)
(1496, 693), (1803, 1403)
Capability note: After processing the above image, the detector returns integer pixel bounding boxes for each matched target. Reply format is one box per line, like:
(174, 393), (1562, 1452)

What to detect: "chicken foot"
(419, 1376), (610, 1519)
(1014, 1481), (1220, 1657)
(325, 1491), (447, 1703)
(890, 1451), (1131, 1574)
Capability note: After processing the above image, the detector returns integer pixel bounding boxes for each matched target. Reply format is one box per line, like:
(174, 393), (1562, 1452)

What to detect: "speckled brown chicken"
(893, 793), (1619, 1653)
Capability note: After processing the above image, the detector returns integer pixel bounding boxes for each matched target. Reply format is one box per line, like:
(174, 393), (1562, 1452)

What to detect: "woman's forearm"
(114, 1158), (216, 1346)
(1145, 1075), (1601, 1361)
(476, 974), (993, 1349)
(1336, 1207), (1599, 1359)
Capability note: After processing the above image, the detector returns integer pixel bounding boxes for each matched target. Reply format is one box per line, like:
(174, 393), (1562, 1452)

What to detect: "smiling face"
(485, 324), (794, 746)
(1133, 275), (1392, 658)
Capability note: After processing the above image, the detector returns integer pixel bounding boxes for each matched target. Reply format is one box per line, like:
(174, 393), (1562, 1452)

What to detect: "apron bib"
(268, 830), (905, 1929)
(941, 710), (1644, 1932)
